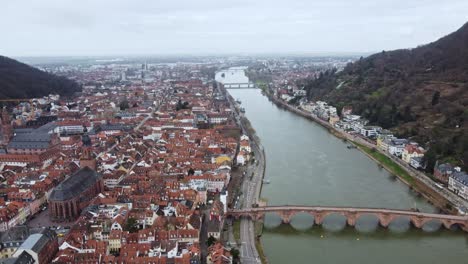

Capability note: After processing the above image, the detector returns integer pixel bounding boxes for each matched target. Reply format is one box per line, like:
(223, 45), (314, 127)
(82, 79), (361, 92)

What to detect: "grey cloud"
(0, 0), (467, 56)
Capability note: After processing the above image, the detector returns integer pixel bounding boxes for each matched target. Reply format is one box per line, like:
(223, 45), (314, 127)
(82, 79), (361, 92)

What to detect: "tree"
(230, 248), (240, 263)
(422, 148), (437, 173)
(124, 218), (139, 233)
(119, 100), (130, 110)
(431, 91), (440, 106)
(188, 168), (195, 176)
(206, 235), (216, 246)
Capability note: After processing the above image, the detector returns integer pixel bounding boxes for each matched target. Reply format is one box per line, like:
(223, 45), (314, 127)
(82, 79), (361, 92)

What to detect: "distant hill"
(304, 22), (468, 172)
(0, 56), (81, 99)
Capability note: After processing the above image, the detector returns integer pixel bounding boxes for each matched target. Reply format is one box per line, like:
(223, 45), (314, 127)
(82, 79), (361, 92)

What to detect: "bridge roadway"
(222, 82), (256, 89)
(227, 206), (468, 231)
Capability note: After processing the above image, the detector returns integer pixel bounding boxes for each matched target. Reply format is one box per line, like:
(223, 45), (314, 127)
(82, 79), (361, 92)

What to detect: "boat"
(235, 98), (242, 104)
(347, 145), (357, 149)
(262, 179), (271, 184)
(240, 107), (246, 113)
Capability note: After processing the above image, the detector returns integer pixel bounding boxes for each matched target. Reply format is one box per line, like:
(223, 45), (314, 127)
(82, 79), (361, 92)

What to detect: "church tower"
(1, 107), (13, 145)
(80, 133), (96, 170)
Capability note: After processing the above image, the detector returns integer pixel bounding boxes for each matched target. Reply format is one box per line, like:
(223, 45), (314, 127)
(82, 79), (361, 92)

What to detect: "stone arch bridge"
(226, 206), (468, 231)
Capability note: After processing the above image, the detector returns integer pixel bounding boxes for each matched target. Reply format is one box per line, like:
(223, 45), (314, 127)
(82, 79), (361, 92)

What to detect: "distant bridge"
(222, 83), (256, 89)
(0, 98), (34, 103)
(226, 206), (468, 231)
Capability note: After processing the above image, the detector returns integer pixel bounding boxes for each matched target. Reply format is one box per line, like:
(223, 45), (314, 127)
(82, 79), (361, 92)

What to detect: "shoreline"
(222, 86), (269, 263)
(262, 89), (456, 214)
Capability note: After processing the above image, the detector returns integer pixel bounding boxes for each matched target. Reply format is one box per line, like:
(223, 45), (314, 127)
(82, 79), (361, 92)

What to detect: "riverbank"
(263, 89), (457, 214)
(221, 84), (269, 263)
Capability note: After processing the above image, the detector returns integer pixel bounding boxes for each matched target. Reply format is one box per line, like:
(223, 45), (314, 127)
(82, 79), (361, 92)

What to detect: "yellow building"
(215, 155), (231, 165)
(402, 144), (425, 163)
(108, 230), (123, 252)
(329, 115), (340, 126)
(377, 135), (393, 152)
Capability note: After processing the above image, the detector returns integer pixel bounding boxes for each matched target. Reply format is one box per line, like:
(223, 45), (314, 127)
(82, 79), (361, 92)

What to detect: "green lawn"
(254, 222), (263, 236)
(255, 238), (268, 264)
(233, 220), (241, 242)
(354, 142), (415, 185)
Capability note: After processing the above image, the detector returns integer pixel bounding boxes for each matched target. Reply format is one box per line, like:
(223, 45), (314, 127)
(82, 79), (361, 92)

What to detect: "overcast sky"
(1, 0), (468, 57)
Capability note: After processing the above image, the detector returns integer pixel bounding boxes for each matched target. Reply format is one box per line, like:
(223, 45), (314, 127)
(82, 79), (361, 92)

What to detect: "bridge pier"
(279, 211), (295, 224)
(378, 213), (393, 228)
(442, 219), (455, 230)
(313, 212), (325, 225)
(345, 212), (358, 227)
(254, 213), (265, 222)
(410, 216), (426, 229)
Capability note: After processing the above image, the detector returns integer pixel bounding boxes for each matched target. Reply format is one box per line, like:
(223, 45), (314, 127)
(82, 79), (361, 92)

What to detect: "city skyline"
(1, 0), (468, 56)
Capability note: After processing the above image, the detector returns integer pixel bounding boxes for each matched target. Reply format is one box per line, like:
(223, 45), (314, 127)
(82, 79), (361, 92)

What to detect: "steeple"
(1, 107), (13, 144)
(80, 132), (96, 170)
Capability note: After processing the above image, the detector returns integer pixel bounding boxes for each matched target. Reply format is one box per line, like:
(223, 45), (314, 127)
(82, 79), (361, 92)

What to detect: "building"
(376, 134), (395, 152)
(410, 156), (424, 169)
(208, 113), (228, 125)
(6, 125), (60, 155)
(0, 251), (35, 264)
(387, 138), (408, 157)
(0, 107), (13, 144)
(329, 115), (340, 126)
(207, 242), (232, 264)
(434, 162), (454, 183)
(0, 123), (61, 166)
(360, 126), (382, 138)
(402, 143), (425, 164)
(80, 133), (96, 170)
(207, 200), (224, 239)
(448, 171), (468, 200)
(49, 167), (103, 222)
(0, 226), (30, 258)
(11, 229), (58, 264)
(195, 114), (209, 129)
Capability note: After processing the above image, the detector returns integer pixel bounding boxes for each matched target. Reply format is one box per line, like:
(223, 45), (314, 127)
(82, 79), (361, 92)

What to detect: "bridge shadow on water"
(262, 212), (466, 237)
(263, 224), (468, 241)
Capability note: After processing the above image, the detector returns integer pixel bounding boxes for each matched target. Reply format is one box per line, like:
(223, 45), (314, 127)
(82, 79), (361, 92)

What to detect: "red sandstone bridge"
(226, 206), (468, 231)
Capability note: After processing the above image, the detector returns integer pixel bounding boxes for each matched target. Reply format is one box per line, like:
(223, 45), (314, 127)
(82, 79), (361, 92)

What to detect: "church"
(49, 133), (102, 222)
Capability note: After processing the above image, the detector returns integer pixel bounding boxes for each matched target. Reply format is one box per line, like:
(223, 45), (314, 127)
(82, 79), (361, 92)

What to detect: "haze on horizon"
(1, 0), (468, 57)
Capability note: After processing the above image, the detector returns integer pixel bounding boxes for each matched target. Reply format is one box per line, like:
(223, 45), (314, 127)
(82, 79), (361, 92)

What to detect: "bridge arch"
(289, 212), (314, 230)
(442, 220), (468, 231)
(320, 212), (348, 231)
(355, 213), (380, 232)
(421, 219), (443, 232)
(410, 216), (434, 229)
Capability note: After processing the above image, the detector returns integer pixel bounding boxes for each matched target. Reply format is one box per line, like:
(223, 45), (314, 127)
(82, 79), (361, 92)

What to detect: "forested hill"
(304, 22), (468, 171)
(0, 56), (81, 99)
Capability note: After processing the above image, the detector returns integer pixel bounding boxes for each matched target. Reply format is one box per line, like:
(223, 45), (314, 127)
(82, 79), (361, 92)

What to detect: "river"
(228, 88), (468, 264)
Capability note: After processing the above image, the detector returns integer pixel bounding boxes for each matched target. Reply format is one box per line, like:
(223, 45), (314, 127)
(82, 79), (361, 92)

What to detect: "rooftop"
(49, 167), (102, 201)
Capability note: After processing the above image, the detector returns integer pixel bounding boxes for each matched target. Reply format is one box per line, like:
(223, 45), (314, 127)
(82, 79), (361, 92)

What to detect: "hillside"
(0, 56), (81, 99)
(304, 22), (468, 172)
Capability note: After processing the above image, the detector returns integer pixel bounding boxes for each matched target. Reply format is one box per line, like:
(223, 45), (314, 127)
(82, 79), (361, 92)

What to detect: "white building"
(449, 171), (468, 200)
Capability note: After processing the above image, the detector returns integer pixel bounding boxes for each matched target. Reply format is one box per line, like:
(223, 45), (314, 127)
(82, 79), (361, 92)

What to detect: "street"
(222, 85), (264, 264)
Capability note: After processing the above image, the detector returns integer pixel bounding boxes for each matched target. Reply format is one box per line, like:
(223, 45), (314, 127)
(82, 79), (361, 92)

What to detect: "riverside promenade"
(220, 84), (265, 264)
